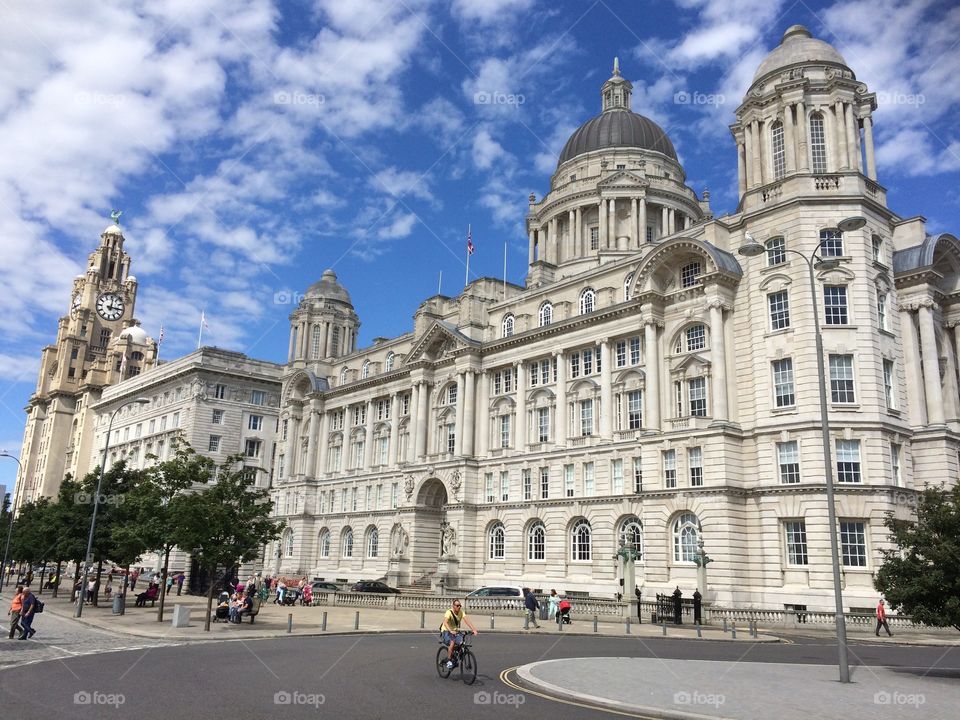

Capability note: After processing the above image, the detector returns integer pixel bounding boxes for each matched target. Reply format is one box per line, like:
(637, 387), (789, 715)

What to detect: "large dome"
(305, 269), (352, 305)
(754, 25), (849, 81)
(558, 110), (677, 167)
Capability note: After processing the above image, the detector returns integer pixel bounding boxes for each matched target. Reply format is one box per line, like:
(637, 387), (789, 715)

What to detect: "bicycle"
(436, 634), (478, 685)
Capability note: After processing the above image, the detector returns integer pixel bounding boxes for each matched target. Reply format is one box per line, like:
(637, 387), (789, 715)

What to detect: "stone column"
(863, 114), (877, 180)
(834, 101), (848, 170)
(709, 302), (728, 422)
(845, 103), (859, 172)
(743, 126), (754, 188)
(567, 209), (575, 263)
(575, 207), (582, 255)
(416, 382), (429, 459)
(555, 350), (567, 446)
(388, 392), (400, 466)
(630, 198), (638, 247)
(478, 371), (490, 456)
(796, 102), (809, 171)
(454, 372), (465, 456)
(600, 339), (613, 440)
(288, 327), (296, 362)
(285, 414), (300, 477)
(783, 107), (796, 173)
(325, 324), (333, 359)
(304, 402), (319, 477)
(667, 208), (675, 235)
(750, 119), (762, 185)
(549, 217), (557, 264)
(515, 360), (526, 450)
(737, 140), (747, 197)
(317, 410), (330, 475)
(608, 198), (617, 248)
(463, 369), (476, 456)
(644, 321), (660, 430)
(918, 302), (945, 425)
(598, 200), (606, 251)
(638, 197), (647, 244)
(661, 206), (668, 239)
(899, 308), (926, 426)
(758, 120), (768, 184)
(528, 228), (536, 265)
(363, 399), (374, 470)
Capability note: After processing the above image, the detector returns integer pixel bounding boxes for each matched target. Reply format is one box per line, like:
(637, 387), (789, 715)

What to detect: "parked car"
(311, 581), (340, 593)
(465, 586), (524, 598)
(350, 580), (400, 594)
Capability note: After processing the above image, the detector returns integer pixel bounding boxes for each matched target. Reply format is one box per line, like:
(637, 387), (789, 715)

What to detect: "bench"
(134, 589), (160, 607)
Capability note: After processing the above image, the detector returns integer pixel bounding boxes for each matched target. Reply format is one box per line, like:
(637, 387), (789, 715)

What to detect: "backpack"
(33, 599), (44, 614)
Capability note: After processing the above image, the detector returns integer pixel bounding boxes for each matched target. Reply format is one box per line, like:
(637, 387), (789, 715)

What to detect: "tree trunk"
(204, 571), (214, 632)
(52, 560), (62, 598)
(120, 563), (130, 615)
(157, 547), (171, 622)
(38, 561), (47, 596)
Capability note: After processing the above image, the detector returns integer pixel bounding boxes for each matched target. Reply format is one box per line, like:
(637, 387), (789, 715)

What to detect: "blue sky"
(1, 0), (959, 494)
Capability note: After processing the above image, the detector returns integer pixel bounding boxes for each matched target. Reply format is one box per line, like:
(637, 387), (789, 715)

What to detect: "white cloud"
(0, 352), (41, 385)
(451, 0), (535, 23)
(370, 167), (435, 202)
(472, 129), (508, 170)
(377, 211), (418, 240)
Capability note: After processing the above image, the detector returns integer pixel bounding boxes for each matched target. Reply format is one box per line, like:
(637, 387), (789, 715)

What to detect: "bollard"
(559, 615), (563, 632)
(524, 614), (529, 630)
(626, 617), (631, 634)
(354, 611), (359, 630)
(321, 611), (327, 631)
(662, 622), (667, 636)
(490, 613), (495, 630)
(287, 613), (293, 634)
(731, 623), (737, 639)
(722, 618), (728, 633)
(593, 615), (598, 633)
(752, 620), (758, 638)
(696, 622), (702, 638)
(420, 610), (425, 629)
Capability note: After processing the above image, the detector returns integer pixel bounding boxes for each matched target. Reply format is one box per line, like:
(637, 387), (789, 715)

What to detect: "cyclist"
(439, 598), (478, 669)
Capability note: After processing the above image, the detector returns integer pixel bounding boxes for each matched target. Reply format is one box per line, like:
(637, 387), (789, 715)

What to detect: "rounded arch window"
(366, 526), (379, 558)
(539, 302), (553, 327)
(571, 518), (592, 561)
(385, 351), (395, 371)
(283, 528), (295, 558)
(672, 512), (699, 563)
(489, 522), (505, 560)
(680, 261), (702, 288)
(619, 516), (643, 557)
(771, 120), (785, 179)
(528, 521), (546, 561)
(502, 314), (515, 338)
(311, 324), (322, 359)
(361, 360), (370, 379)
(579, 288), (596, 315)
(339, 367), (348, 385)
(675, 324), (707, 353)
(319, 529), (331, 558)
(623, 273), (634, 302)
(809, 112), (828, 174)
(342, 528), (354, 558)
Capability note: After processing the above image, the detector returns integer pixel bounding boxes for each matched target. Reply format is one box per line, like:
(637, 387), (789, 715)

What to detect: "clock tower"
(12, 221), (158, 513)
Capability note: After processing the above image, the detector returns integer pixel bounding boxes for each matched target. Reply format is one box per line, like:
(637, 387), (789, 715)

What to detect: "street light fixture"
(0, 451), (23, 593)
(75, 397), (150, 618)
(738, 217), (866, 685)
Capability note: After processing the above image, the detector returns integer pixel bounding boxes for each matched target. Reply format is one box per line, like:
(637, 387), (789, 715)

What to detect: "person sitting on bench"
(134, 584), (159, 607)
(232, 592), (254, 623)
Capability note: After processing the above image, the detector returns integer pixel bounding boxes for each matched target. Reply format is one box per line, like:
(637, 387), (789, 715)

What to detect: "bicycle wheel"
(436, 647), (452, 679)
(460, 649), (478, 685)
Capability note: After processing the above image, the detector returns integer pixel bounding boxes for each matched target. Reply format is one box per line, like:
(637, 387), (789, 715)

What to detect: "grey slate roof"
(558, 109), (677, 166)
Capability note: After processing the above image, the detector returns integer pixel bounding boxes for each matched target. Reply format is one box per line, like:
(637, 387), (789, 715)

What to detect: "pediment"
(405, 320), (477, 364)
(598, 170), (649, 190)
(671, 352), (711, 374)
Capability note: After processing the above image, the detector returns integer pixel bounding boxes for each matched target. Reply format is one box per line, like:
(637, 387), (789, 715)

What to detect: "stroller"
(556, 599), (572, 625)
(279, 588), (299, 606)
(213, 591), (230, 622)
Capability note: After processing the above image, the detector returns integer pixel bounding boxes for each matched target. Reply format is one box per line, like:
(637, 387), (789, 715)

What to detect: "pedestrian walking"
(165, 574), (174, 596)
(8, 586), (23, 639)
(547, 589), (560, 621)
(86, 578), (97, 604)
(129, 569), (139, 592)
(876, 598), (893, 637)
(523, 588), (540, 628)
(18, 587), (38, 639)
(176, 572), (185, 595)
(672, 586), (683, 624)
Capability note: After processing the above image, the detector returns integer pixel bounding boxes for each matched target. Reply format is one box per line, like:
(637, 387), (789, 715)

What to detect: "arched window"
(319, 529), (331, 558)
(283, 528), (294, 558)
(539, 302), (553, 327)
(311, 325), (322, 359)
(528, 521), (545, 561)
(675, 324), (706, 353)
(385, 351), (395, 371)
(502, 314), (515, 338)
(765, 236), (786, 266)
(489, 522), (505, 560)
(330, 326), (341, 356)
(361, 360), (370, 379)
(673, 512), (699, 563)
(571, 519), (592, 561)
(342, 528), (354, 558)
(809, 113), (827, 174)
(680, 261), (702, 288)
(771, 120), (785, 179)
(619, 516), (643, 557)
(446, 383), (458, 405)
(579, 288), (596, 315)
(339, 367), (348, 385)
(366, 527), (379, 558)
(623, 273), (634, 302)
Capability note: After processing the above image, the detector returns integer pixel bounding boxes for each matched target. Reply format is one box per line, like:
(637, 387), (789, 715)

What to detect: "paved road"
(0, 631), (956, 719)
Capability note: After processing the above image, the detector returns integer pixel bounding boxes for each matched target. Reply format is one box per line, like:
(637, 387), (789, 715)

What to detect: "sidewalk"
(514, 657), (959, 720)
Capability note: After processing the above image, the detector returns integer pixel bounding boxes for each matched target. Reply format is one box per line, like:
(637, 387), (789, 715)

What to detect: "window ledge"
(822, 324), (859, 330)
(830, 403), (861, 411)
(771, 406), (797, 415)
(765, 328), (793, 338)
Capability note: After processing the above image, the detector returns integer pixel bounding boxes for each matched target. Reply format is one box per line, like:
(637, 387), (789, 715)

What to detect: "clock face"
(72, 292), (81, 310)
(96, 292), (125, 321)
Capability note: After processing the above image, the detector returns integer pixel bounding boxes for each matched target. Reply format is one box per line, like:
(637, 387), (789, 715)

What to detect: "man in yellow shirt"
(439, 598), (477, 669)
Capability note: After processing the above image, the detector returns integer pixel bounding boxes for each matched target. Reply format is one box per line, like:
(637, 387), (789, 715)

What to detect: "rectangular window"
(766, 236), (786, 266)
(836, 439), (861, 483)
(772, 358), (796, 408)
(248, 415), (263, 431)
(570, 352), (580, 378)
(772, 122), (785, 178)
(148, 419), (155, 434)
(689, 447), (703, 486)
(611, 459), (623, 494)
(353, 405), (366, 426)
(537, 407), (550, 442)
(522, 469), (532, 500)
(689, 378), (707, 417)
(580, 399), (593, 436)
(340, 488), (347, 512)
(500, 415), (511, 448)
(663, 450), (676, 488)
(583, 462), (594, 496)
(583, 348), (593, 375)
(872, 236), (883, 263)
(500, 471), (509, 502)
(365, 486), (372, 511)
(564, 464), (574, 497)
(632, 457), (643, 493)
(376, 399), (391, 420)
(768, 290), (790, 330)
(840, 521), (867, 567)
(627, 390), (643, 429)
(446, 424), (456, 454)
(829, 354), (855, 403)
(172, 412), (180, 428)
(630, 337), (641, 365)
(810, 115), (828, 173)
(212, 409), (224, 425)
(890, 443), (902, 486)
(391, 482), (398, 509)
(208, 435), (221, 452)
(823, 286), (848, 325)
(214, 384), (227, 399)
(251, 390), (266, 406)
(820, 229), (843, 257)
(883, 359), (895, 409)
(351, 487), (358, 511)
(485, 473), (494, 503)
(777, 441), (800, 483)
(590, 226), (599, 250)
(329, 445), (341, 473)
(785, 521), (809, 565)
(686, 325), (705, 351)
(376, 436), (388, 465)
(135, 423), (142, 438)
(244, 439), (261, 458)
(352, 439), (364, 469)
(401, 394), (410, 415)
(376, 484), (383, 509)
(331, 410), (344, 431)
(877, 294), (887, 331)
(616, 341), (627, 368)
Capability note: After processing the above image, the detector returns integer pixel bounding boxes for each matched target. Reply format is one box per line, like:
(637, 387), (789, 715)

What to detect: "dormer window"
(680, 261), (702, 288)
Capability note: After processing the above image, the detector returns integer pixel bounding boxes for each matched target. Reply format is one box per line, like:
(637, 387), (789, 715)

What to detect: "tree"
(875, 485), (960, 631)
(171, 455), (283, 630)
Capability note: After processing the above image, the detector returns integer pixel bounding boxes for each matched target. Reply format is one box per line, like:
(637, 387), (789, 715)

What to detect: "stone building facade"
(268, 27), (960, 611)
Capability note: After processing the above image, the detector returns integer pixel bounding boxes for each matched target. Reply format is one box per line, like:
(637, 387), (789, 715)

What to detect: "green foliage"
(9, 498), (58, 563)
(875, 485), (960, 631)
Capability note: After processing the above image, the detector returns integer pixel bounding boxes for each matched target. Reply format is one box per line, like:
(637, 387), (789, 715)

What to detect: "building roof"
(558, 110), (677, 166)
(893, 233), (960, 274)
(754, 25), (849, 81)
(305, 269), (353, 305)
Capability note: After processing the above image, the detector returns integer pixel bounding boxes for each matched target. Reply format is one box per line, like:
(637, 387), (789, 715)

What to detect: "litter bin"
(112, 594), (125, 615)
(539, 603), (549, 621)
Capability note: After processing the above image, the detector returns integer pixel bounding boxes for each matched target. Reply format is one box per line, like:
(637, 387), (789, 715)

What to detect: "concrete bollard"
(723, 618), (728, 633)
(731, 623), (737, 639)
(559, 615), (563, 632)
(287, 613), (293, 634)
(626, 617), (631, 634)
(354, 611), (360, 630)
(662, 622), (667, 636)
(321, 611), (327, 631)
(593, 615), (598, 633)
(696, 622), (702, 638)
(490, 613), (495, 629)
(420, 610), (425, 629)
(524, 614), (529, 630)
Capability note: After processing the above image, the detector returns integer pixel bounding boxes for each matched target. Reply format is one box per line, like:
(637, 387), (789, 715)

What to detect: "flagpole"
(198, 311), (204, 349)
(437, 272), (442, 296)
(465, 224), (471, 287)
(503, 241), (507, 299)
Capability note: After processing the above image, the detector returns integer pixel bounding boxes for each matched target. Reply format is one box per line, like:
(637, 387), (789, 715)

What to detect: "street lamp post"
(75, 397), (150, 618)
(739, 216), (865, 684)
(0, 451), (23, 593)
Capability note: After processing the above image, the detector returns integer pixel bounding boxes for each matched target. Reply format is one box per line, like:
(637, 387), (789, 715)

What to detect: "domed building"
(266, 28), (960, 613)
